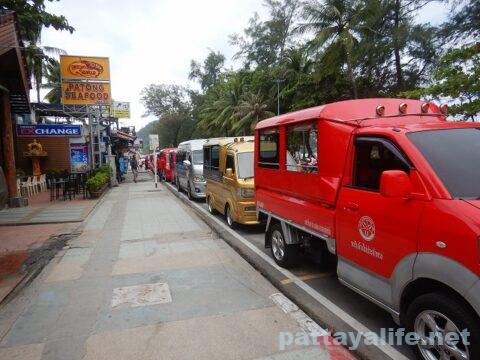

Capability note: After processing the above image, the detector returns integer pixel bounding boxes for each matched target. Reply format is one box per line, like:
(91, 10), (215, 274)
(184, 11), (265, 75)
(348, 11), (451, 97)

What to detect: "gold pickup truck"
(203, 137), (257, 228)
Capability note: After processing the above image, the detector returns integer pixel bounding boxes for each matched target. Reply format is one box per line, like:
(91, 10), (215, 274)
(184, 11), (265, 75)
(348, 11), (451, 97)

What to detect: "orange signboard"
(60, 55), (110, 81)
(61, 82), (111, 105)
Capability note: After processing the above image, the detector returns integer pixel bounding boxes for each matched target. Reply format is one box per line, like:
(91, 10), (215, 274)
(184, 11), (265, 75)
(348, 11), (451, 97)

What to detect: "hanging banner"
(70, 143), (90, 173)
(17, 124), (82, 137)
(111, 101), (130, 118)
(61, 82), (111, 105)
(60, 55), (110, 81)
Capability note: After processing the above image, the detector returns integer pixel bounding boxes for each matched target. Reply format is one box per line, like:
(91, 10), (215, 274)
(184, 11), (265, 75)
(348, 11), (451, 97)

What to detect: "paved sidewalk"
(0, 172), (350, 360)
(0, 191), (98, 225)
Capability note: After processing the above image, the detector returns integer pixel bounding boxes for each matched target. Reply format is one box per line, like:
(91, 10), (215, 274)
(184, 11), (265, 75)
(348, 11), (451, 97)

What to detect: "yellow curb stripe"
(280, 272), (334, 285)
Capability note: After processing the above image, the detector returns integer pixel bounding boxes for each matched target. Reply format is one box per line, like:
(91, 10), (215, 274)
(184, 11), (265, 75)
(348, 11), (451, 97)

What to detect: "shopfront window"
(286, 122), (318, 173)
(258, 129), (279, 169)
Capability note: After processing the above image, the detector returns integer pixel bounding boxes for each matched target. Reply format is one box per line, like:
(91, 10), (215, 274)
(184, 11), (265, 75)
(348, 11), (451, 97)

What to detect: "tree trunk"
(393, 0), (404, 91)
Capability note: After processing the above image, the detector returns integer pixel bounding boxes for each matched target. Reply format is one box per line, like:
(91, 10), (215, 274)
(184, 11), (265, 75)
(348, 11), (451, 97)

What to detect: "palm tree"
(298, 0), (365, 98)
(42, 59), (61, 104)
(199, 73), (244, 136)
(233, 92), (275, 134)
(25, 44), (66, 103)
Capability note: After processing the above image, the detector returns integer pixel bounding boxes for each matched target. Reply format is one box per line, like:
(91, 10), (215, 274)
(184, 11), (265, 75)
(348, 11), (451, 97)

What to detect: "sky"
(38, 0), (449, 130)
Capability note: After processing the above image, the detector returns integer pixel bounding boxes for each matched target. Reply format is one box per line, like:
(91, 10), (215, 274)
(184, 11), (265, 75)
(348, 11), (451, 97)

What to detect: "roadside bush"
(91, 164), (111, 180)
(86, 171), (109, 193)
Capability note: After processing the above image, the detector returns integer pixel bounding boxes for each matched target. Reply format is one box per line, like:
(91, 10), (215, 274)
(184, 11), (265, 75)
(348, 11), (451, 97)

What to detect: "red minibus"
(255, 98), (480, 359)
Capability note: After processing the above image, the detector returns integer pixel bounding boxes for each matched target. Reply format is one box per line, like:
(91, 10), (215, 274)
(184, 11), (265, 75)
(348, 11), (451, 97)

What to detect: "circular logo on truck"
(358, 216), (375, 241)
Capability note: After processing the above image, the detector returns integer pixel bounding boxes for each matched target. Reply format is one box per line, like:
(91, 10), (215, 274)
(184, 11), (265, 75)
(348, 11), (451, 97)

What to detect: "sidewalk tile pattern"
(0, 173), (334, 360)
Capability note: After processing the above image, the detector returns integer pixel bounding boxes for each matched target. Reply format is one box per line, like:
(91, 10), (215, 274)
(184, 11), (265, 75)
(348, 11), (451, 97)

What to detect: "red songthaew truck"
(255, 98), (480, 359)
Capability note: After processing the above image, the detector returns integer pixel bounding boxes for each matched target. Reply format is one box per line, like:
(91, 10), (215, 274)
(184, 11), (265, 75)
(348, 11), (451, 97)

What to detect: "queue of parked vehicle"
(147, 98), (480, 359)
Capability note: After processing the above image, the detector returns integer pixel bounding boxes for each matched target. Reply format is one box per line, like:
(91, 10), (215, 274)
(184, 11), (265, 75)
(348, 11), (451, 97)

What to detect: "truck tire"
(406, 292), (480, 360)
(187, 181), (193, 200)
(269, 223), (299, 268)
(207, 196), (217, 215)
(225, 204), (236, 229)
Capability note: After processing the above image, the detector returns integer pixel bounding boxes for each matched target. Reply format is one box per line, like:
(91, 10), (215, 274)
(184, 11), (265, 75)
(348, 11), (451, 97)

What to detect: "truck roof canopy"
(255, 98), (446, 130)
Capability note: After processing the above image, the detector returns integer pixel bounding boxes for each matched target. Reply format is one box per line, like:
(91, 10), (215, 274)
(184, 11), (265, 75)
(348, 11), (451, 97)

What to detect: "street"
(0, 172), (350, 360)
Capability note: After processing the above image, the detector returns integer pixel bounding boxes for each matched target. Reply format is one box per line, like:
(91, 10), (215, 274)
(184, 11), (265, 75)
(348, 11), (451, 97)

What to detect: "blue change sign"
(17, 124), (82, 137)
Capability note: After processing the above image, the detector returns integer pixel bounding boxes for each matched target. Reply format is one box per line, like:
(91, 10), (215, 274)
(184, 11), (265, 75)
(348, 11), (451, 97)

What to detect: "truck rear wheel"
(406, 293), (480, 360)
(269, 223), (299, 268)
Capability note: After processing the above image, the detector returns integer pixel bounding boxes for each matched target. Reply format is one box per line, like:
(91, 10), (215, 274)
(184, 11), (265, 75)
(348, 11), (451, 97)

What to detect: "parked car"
(255, 98), (480, 359)
(175, 139), (207, 199)
(203, 137), (257, 228)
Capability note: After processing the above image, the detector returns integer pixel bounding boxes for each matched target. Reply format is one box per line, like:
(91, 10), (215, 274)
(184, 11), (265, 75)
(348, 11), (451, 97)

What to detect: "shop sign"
(111, 101), (130, 118)
(17, 124), (82, 137)
(61, 82), (111, 105)
(60, 55), (110, 81)
(70, 143), (90, 173)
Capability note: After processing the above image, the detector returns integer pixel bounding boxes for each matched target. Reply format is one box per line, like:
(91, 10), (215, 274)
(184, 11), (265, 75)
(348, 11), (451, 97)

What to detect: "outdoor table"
(49, 179), (66, 201)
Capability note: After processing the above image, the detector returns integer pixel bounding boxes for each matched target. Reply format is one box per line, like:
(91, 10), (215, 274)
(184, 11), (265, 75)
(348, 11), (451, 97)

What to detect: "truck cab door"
(336, 137), (424, 306)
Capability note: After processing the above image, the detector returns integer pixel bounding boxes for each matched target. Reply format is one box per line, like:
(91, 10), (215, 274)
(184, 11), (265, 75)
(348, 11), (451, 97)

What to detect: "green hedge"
(86, 165), (111, 193)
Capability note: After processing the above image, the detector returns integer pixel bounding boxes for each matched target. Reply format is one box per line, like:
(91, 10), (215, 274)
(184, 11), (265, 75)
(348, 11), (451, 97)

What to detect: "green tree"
(140, 84), (195, 147)
(298, 0), (366, 98)
(401, 44), (480, 121)
(233, 92), (275, 134)
(0, 0), (74, 44)
(1, 1), (74, 102)
(42, 58), (61, 103)
(198, 72), (246, 136)
(230, 0), (300, 67)
(189, 50), (225, 91)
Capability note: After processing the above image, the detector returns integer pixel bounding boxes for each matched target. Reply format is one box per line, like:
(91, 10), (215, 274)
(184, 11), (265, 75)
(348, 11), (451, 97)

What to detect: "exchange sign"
(17, 124), (82, 137)
(61, 82), (111, 105)
(60, 55), (110, 81)
(111, 101), (130, 118)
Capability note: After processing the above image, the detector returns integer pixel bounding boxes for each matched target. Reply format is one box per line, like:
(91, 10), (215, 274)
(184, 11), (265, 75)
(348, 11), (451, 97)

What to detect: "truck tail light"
(376, 105), (385, 116)
(440, 104), (448, 115)
(399, 103), (408, 114)
(421, 103), (430, 113)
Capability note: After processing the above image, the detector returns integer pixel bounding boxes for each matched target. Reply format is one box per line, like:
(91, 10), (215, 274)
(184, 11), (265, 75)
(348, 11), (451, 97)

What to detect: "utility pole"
(273, 79), (285, 116)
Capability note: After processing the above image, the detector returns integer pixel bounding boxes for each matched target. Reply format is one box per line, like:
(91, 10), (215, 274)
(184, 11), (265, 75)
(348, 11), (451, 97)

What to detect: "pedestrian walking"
(130, 154), (138, 183)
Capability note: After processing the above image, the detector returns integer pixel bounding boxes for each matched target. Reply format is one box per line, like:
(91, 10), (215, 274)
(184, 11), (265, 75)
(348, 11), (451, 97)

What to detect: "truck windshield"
(237, 152), (254, 179)
(192, 150), (203, 165)
(408, 128), (480, 199)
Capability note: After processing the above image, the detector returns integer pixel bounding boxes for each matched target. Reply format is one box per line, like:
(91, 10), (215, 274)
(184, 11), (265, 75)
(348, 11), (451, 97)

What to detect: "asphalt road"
(165, 180), (416, 360)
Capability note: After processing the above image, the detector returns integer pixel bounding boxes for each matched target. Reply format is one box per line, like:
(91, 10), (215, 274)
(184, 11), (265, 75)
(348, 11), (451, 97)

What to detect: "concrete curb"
(164, 182), (409, 360)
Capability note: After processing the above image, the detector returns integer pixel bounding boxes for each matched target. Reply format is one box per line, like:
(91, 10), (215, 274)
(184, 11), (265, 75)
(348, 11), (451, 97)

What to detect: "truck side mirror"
(225, 168), (233, 178)
(380, 170), (412, 198)
(183, 160), (191, 167)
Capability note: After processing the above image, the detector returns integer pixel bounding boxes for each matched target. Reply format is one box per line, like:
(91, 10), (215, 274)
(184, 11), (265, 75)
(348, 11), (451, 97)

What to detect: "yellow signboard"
(111, 101), (130, 118)
(61, 82), (111, 105)
(60, 55), (110, 81)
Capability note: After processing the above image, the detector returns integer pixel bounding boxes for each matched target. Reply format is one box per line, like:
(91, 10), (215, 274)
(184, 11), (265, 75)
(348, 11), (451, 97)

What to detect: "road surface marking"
(165, 183), (409, 360)
(281, 273), (335, 285)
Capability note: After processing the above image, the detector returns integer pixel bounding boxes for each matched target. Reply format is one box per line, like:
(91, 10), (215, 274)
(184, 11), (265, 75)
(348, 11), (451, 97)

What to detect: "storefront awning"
(112, 130), (136, 142)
